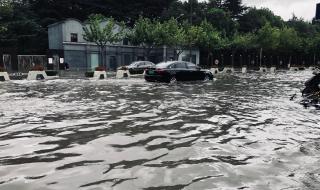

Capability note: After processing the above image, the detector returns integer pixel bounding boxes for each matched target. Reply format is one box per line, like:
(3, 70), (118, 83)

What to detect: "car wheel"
(170, 76), (177, 84)
(204, 74), (211, 81)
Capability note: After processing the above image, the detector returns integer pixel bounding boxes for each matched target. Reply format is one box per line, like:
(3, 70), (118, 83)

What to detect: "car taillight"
(156, 68), (166, 74)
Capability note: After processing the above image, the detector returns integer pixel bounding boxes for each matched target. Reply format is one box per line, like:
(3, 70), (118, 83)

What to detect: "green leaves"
(257, 22), (280, 51)
(83, 14), (125, 47)
(279, 27), (301, 53)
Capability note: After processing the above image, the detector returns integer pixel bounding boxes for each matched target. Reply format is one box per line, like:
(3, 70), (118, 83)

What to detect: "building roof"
(48, 18), (83, 28)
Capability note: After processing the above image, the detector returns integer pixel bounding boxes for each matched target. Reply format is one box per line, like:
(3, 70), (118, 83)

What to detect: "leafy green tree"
(286, 15), (319, 38)
(229, 33), (256, 66)
(205, 8), (238, 37)
(127, 17), (159, 60)
(238, 8), (283, 33)
(184, 22), (206, 62)
(162, 18), (187, 60)
(305, 34), (320, 65)
(198, 20), (224, 66)
(83, 14), (125, 67)
(256, 22), (280, 66)
(278, 27), (301, 65)
(222, 0), (246, 19)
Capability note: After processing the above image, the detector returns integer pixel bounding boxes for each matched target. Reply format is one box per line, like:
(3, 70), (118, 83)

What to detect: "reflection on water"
(0, 71), (320, 190)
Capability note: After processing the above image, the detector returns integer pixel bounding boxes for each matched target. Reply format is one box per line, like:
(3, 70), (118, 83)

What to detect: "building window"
(70, 33), (78, 42)
(123, 38), (129, 45)
(124, 54), (131, 65)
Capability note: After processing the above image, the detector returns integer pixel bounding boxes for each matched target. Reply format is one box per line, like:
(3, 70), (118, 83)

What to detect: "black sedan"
(118, 61), (155, 75)
(145, 61), (214, 83)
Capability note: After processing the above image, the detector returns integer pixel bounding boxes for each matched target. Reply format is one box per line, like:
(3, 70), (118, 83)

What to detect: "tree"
(229, 33), (256, 67)
(83, 14), (125, 68)
(278, 27), (301, 65)
(162, 18), (187, 60)
(184, 22), (205, 63)
(256, 23), (280, 66)
(238, 8), (283, 33)
(127, 17), (158, 60)
(222, 0), (246, 19)
(287, 15), (319, 38)
(205, 8), (238, 37)
(197, 20), (224, 66)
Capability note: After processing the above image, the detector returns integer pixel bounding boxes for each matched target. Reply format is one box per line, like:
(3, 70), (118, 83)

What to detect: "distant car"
(144, 61), (214, 83)
(118, 61), (156, 75)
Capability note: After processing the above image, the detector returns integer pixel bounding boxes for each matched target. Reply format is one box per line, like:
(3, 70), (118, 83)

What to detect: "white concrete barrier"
(289, 67), (306, 71)
(116, 69), (130, 79)
(259, 67), (268, 73)
(270, 67), (276, 73)
(210, 67), (234, 74)
(223, 67), (234, 73)
(241, 67), (247, 73)
(27, 71), (48, 80)
(93, 71), (107, 80)
(0, 72), (10, 81)
(210, 68), (220, 75)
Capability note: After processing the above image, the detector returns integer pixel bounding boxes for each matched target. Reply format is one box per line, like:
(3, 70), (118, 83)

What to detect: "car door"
(195, 66), (205, 80)
(136, 62), (145, 74)
(185, 62), (197, 81)
(174, 62), (188, 81)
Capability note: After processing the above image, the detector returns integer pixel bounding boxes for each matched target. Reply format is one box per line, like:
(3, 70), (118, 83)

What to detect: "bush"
(85, 71), (94, 77)
(95, 66), (106, 71)
(31, 65), (45, 71)
(45, 70), (58, 76)
(118, 66), (128, 70)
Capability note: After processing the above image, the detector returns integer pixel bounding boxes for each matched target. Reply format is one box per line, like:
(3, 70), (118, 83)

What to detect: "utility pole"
(189, 0), (193, 63)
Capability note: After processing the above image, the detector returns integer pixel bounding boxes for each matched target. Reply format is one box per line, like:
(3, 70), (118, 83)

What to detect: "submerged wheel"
(204, 74), (211, 81)
(169, 76), (177, 84)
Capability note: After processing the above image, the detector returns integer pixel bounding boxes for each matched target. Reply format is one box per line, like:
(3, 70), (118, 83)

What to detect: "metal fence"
(17, 55), (47, 73)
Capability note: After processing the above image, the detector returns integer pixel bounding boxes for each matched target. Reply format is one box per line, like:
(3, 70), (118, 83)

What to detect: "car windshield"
(129, 62), (140, 67)
(186, 62), (197, 69)
(156, 61), (178, 69)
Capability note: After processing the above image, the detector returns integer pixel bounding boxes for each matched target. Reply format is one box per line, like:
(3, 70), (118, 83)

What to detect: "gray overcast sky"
(243, 0), (319, 21)
(193, 0), (319, 21)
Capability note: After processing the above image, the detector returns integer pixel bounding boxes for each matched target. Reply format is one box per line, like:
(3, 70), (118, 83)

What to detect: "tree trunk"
(189, 46), (192, 63)
(259, 47), (263, 67)
(289, 55), (292, 66)
(207, 51), (213, 68)
(231, 51), (235, 67)
(99, 46), (103, 67)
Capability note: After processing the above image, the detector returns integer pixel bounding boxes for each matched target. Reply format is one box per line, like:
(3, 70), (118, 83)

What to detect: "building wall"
(62, 20), (85, 43)
(179, 50), (200, 65)
(64, 50), (87, 71)
(48, 24), (63, 50)
(48, 19), (200, 71)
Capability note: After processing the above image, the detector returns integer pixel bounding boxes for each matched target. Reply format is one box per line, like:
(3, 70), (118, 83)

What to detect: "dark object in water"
(300, 71), (320, 108)
(302, 72), (320, 97)
(36, 74), (45, 80)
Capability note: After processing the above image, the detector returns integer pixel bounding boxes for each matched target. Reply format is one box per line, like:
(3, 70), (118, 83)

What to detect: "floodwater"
(0, 71), (319, 190)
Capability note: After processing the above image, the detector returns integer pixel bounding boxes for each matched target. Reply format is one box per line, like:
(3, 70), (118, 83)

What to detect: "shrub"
(31, 65), (45, 71)
(85, 71), (94, 77)
(45, 71), (58, 76)
(95, 66), (106, 71)
(118, 66), (128, 70)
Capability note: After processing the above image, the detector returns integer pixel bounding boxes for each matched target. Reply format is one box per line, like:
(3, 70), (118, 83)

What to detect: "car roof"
(131, 61), (154, 64)
(156, 61), (194, 68)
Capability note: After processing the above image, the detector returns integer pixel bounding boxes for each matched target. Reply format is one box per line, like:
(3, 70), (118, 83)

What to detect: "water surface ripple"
(0, 71), (320, 190)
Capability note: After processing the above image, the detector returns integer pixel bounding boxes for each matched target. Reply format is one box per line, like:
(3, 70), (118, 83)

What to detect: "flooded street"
(0, 71), (320, 190)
